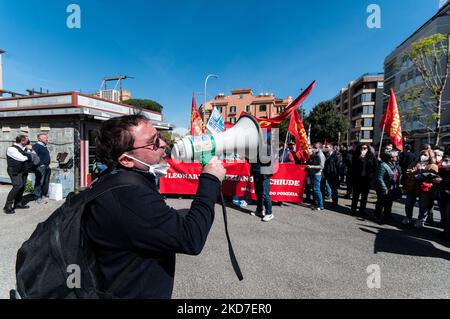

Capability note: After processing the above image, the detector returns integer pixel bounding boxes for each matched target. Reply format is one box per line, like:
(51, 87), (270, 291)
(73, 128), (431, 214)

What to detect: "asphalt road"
(0, 184), (449, 299)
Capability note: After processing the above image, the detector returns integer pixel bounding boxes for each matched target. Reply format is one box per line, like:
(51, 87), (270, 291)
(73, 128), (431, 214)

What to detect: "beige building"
(202, 88), (292, 124)
(333, 73), (384, 145)
(97, 89), (131, 103)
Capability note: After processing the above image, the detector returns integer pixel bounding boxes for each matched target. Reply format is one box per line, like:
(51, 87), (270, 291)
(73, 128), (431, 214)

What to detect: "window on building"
(407, 71), (415, 87)
(363, 119), (373, 127)
(216, 106), (222, 113)
(352, 107), (363, 117)
(415, 69), (423, 84)
(259, 105), (267, 112)
(246, 105), (251, 113)
(239, 95), (244, 99)
(229, 117), (236, 124)
(230, 106), (236, 113)
(363, 105), (374, 114)
(363, 82), (377, 90)
(362, 131), (373, 139)
(362, 93), (375, 102)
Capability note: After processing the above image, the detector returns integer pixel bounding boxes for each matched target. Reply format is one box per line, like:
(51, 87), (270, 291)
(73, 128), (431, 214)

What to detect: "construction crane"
(99, 75), (134, 102)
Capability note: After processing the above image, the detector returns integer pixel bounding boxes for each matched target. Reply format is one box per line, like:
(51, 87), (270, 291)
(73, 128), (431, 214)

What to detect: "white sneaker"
(401, 217), (411, 225)
(414, 219), (425, 228)
(262, 214), (274, 222)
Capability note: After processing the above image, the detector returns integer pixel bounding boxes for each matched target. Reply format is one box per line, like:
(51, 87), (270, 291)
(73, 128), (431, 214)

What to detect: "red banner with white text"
(160, 159), (307, 203)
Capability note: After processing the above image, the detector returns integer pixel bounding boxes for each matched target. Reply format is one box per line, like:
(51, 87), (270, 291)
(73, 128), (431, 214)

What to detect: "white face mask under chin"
(124, 154), (170, 177)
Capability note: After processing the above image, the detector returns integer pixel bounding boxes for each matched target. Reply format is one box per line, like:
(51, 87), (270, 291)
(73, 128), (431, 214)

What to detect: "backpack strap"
(86, 170), (151, 203)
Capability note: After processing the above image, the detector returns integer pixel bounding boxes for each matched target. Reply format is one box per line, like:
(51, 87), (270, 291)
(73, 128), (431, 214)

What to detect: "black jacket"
(85, 169), (221, 299)
(351, 154), (377, 181)
(324, 152), (342, 177)
(399, 151), (415, 175)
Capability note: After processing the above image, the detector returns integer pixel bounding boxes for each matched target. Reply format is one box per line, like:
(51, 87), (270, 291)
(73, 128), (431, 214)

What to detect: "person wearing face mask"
(84, 114), (226, 299)
(403, 149), (439, 228)
(432, 152), (450, 241)
(374, 150), (401, 224)
(350, 143), (376, 216)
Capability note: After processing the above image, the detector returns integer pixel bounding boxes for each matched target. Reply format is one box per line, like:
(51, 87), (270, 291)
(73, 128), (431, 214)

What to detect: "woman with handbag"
(374, 150), (401, 224)
(403, 149), (439, 228)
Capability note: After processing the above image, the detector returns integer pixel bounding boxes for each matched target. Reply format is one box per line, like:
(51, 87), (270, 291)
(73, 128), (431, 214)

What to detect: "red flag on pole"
(190, 93), (205, 135)
(256, 80), (316, 128)
(288, 108), (310, 162)
(380, 88), (403, 151)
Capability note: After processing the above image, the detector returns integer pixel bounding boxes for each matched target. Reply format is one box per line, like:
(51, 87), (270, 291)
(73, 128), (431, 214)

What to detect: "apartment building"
(383, 2), (450, 148)
(333, 73), (384, 145)
(203, 88), (292, 124)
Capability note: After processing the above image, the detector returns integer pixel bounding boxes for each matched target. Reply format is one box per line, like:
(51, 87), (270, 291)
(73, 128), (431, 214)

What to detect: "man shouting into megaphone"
(86, 113), (226, 299)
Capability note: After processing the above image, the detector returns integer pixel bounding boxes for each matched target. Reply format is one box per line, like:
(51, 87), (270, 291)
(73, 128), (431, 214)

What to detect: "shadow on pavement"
(222, 201), (253, 215)
(22, 194), (36, 205)
(359, 225), (450, 261)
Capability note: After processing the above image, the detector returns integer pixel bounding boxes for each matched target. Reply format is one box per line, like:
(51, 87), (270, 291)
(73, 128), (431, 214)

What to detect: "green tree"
(403, 33), (450, 146)
(159, 130), (175, 147)
(122, 98), (164, 113)
(304, 101), (350, 144)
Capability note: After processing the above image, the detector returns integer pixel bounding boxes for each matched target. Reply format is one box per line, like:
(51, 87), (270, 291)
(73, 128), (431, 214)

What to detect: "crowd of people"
(288, 141), (450, 241)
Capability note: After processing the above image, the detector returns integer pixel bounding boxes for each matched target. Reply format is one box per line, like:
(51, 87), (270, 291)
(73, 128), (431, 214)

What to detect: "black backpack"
(13, 171), (148, 299)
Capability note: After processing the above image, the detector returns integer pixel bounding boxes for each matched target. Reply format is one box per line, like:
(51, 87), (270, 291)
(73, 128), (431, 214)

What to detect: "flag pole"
(378, 123), (386, 159)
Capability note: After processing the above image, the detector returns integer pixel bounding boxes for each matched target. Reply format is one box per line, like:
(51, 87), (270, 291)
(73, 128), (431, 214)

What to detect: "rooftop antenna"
(100, 75), (134, 102)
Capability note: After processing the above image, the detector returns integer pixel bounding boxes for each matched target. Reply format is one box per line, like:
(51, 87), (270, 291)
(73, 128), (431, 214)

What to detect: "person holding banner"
(85, 114), (226, 299)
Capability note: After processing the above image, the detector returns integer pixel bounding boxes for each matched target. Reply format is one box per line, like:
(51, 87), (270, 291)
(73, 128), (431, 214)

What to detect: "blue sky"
(0, 0), (441, 129)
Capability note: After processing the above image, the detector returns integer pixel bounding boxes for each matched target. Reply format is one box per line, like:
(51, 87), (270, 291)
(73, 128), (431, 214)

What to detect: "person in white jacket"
(3, 135), (35, 214)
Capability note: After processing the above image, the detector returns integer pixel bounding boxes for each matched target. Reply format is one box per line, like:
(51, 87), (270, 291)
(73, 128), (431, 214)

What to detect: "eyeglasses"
(129, 133), (163, 151)
(361, 147), (368, 150)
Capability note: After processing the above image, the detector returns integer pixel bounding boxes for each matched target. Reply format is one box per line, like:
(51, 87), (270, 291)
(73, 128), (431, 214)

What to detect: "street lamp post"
(204, 74), (219, 124)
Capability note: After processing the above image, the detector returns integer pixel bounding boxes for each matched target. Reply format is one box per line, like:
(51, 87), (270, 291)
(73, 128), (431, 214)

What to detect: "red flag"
(288, 108), (310, 162)
(190, 93), (205, 135)
(256, 80), (316, 128)
(380, 88), (403, 151)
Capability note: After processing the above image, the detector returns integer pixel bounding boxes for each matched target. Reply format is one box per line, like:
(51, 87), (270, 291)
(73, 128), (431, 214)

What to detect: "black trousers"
(374, 191), (393, 219)
(345, 172), (353, 196)
(351, 178), (370, 214)
(4, 172), (28, 209)
(326, 174), (340, 205)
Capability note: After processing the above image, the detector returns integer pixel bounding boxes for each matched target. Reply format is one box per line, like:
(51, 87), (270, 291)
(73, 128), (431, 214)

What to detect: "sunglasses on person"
(128, 132), (163, 151)
(361, 146), (368, 150)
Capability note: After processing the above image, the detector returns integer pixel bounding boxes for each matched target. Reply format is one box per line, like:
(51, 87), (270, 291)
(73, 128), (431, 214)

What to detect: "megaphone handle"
(220, 189), (244, 281)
